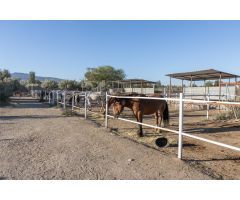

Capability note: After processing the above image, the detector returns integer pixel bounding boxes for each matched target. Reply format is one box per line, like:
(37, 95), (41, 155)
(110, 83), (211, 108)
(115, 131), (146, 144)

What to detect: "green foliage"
(192, 83), (197, 87)
(28, 71), (36, 84)
(59, 80), (79, 90)
(62, 109), (79, 116)
(0, 79), (23, 102)
(0, 68), (27, 103)
(205, 81), (213, 87)
(155, 81), (162, 88)
(0, 69), (11, 81)
(41, 80), (59, 90)
(35, 80), (42, 86)
(0, 82), (12, 102)
(84, 66), (125, 82)
(214, 80), (220, 86)
(215, 110), (240, 120)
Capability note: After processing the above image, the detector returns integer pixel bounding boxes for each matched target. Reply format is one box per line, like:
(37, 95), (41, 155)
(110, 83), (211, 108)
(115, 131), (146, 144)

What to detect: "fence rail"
(46, 90), (240, 159)
(105, 93), (240, 159)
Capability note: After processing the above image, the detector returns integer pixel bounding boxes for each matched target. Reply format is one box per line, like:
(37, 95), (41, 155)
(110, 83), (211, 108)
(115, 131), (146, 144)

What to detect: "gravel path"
(0, 97), (211, 179)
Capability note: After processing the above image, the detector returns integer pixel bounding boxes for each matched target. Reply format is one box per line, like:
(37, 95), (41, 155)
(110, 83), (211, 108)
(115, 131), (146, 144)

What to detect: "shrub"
(62, 109), (79, 116)
(215, 110), (240, 120)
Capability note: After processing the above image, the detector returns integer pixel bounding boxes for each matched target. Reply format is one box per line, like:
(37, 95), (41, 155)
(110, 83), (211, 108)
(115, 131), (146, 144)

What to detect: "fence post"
(57, 91), (59, 106)
(84, 92), (87, 119)
(52, 91), (55, 105)
(207, 94), (210, 120)
(105, 92), (108, 128)
(72, 91), (74, 111)
(178, 93), (183, 159)
(63, 91), (66, 109)
(48, 92), (51, 104)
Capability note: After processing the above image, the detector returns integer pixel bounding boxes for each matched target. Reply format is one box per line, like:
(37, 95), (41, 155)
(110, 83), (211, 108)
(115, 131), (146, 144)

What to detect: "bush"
(215, 110), (240, 120)
(0, 81), (13, 103)
(0, 79), (26, 103)
(62, 109), (79, 116)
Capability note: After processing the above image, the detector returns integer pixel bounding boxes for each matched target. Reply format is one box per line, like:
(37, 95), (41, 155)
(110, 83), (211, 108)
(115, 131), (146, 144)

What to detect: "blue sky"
(0, 20), (240, 85)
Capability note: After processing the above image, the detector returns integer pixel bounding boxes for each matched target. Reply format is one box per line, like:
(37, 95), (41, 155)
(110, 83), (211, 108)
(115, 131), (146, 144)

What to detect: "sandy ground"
(0, 97), (211, 180)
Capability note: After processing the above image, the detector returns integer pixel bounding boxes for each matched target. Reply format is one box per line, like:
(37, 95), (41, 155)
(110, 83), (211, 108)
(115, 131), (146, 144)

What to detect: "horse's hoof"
(138, 133), (144, 137)
(155, 129), (161, 133)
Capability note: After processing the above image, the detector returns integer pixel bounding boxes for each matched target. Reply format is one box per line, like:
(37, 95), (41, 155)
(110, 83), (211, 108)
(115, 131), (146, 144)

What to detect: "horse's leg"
(137, 111), (144, 137)
(159, 110), (163, 130)
(87, 99), (92, 111)
(100, 99), (104, 113)
(132, 110), (142, 137)
(155, 112), (161, 133)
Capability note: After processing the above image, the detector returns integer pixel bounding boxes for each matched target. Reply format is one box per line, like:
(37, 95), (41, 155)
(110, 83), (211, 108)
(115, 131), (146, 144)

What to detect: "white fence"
(47, 90), (240, 159)
(183, 85), (239, 101)
(124, 87), (155, 94)
(48, 90), (87, 119)
(105, 93), (240, 159)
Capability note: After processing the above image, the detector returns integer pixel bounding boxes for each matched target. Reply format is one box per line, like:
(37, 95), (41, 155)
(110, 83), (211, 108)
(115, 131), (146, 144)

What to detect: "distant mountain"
(11, 72), (64, 82)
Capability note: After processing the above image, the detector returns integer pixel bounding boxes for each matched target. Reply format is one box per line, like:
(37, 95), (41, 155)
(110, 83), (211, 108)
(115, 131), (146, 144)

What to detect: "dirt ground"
(0, 97), (239, 180)
(87, 102), (240, 180)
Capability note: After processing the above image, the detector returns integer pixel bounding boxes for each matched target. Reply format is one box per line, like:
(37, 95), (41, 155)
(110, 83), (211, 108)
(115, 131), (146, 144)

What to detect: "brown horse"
(107, 93), (169, 137)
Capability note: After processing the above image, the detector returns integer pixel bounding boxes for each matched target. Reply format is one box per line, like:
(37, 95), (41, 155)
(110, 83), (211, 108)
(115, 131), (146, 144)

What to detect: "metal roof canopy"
(111, 79), (156, 84)
(166, 69), (240, 81)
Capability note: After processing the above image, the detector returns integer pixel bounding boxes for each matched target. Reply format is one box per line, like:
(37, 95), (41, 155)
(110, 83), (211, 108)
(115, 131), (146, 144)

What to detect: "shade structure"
(166, 69), (240, 81)
(114, 79), (156, 84)
(166, 69), (240, 101)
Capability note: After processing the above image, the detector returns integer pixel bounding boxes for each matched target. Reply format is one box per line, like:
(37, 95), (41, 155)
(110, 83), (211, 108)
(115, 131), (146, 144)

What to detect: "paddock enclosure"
(1, 68), (240, 179)
(31, 86), (239, 179)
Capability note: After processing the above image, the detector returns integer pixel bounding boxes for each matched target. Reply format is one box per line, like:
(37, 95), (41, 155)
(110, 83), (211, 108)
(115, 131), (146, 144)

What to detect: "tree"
(41, 80), (59, 90)
(84, 66), (125, 83)
(35, 80), (42, 86)
(155, 80), (162, 88)
(0, 69), (26, 103)
(214, 80), (220, 86)
(28, 71), (36, 84)
(205, 81), (213, 87)
(192, 83), (197, 87)
(59, 80), (79, 90)
(11, 79), (21, 92)
(0, 69), (11, 82)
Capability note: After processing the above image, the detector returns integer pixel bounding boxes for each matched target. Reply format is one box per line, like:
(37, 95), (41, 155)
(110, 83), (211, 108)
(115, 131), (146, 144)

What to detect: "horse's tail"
(163, 101), (169, 126)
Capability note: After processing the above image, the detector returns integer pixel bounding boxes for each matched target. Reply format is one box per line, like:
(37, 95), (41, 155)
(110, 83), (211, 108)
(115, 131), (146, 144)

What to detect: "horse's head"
(108, 97), (126, 118)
